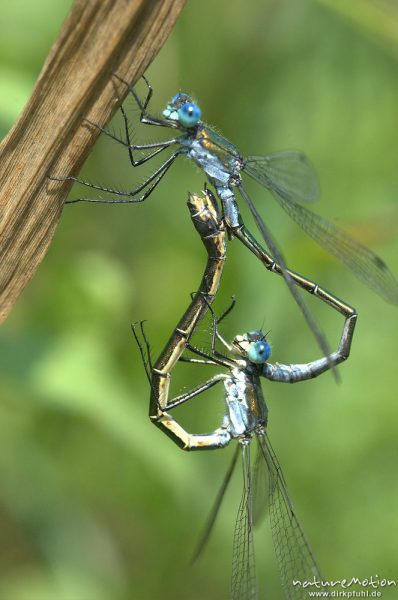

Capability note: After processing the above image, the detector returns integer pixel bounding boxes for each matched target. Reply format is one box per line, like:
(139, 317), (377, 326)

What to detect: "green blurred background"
(1, 1), (397, 599)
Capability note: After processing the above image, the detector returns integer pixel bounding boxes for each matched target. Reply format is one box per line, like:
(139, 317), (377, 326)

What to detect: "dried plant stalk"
(0, 0), (186, 323)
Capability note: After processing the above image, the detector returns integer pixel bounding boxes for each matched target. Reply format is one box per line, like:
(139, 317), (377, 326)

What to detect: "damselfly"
(53, 74), (396, 359)
(133, 189), (357, 599)
(136, 295), (356, 600)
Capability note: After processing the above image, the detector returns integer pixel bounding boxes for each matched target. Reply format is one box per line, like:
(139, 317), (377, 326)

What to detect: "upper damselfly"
(52, 74), (397, 358)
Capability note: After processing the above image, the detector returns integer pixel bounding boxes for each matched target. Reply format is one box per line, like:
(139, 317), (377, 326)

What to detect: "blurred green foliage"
(1, 1), (398, 599)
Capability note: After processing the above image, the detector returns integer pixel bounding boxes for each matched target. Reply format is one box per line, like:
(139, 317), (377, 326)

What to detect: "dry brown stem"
(0, 0), (186, 323)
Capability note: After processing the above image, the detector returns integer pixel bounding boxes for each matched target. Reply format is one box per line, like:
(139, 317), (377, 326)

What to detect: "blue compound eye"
(248, 341), (271, 364)
(177, 102), (201, 127)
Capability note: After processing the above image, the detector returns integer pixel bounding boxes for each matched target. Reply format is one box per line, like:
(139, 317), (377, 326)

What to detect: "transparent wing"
(252, 437), (270, 526)
(231, 442), (258, 600)
(191, 445), (239, 563)
(244, 151), (320, 203)
(258, 432), (325, 600)
(273, 193), (398, 304)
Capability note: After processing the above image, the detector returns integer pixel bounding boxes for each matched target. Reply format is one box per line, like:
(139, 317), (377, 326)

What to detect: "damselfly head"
(231, 330), (271, 364)
(163, 93), (201, 128)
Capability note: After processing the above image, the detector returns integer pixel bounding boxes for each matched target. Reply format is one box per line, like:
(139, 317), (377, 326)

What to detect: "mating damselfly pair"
(53, 74), (396, 599)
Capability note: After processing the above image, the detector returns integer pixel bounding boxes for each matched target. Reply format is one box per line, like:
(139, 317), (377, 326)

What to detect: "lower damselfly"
(52, 73), (395, 362)
(133, 189), (357, 599)
(135, 293), (356, 600)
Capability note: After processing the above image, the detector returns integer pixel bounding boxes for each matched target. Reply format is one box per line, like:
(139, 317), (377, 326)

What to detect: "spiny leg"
(53, 149), (182, 204)
(186, 291), (236, 363)
(131, 306), (225, 411)
(140, 74), (153, 112)
(83, 109), (178, 166)
(139, 320), (153, 373)
(132, 326), (230, 451)
(183, 337), (235, 370)
(124, 72), (153, 116)
(130, 307), (227, 439)
(51, 74), (179, 192)
(217, 296), (237, 325)
(204, 297), (236, 360)
(112, 72), (178, 129)
(131, 321), (152, 385)
(120, 103), (178, 166)
(119, 73), (153, 122)
(162, 374), (226, 411)
(179, 356), (220, 366)
(179, 294), (236, 367)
